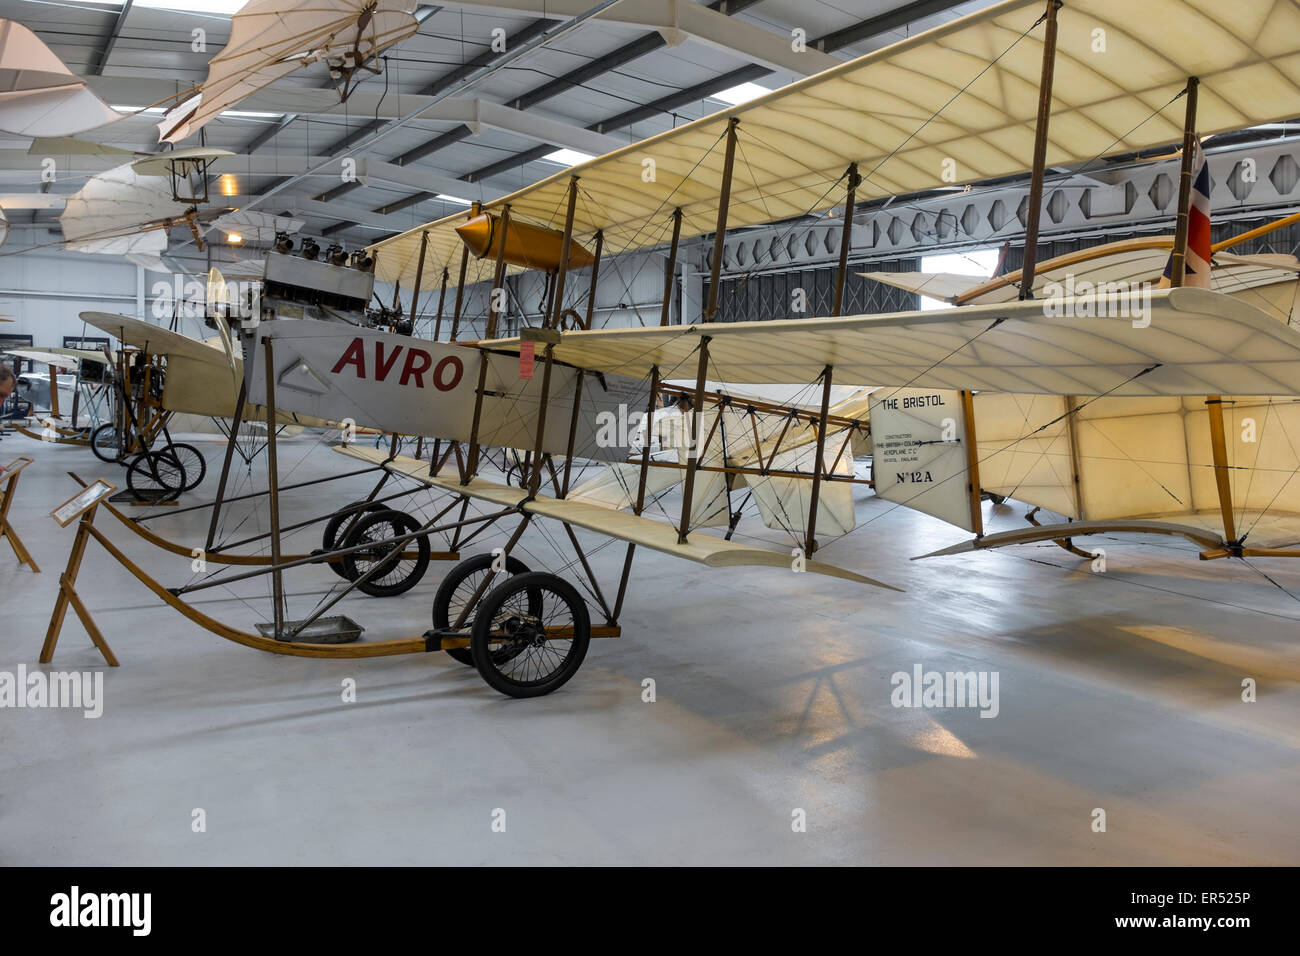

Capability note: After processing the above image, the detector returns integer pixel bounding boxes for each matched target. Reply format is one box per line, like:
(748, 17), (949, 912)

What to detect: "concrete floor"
(2, 428), (1298, 865)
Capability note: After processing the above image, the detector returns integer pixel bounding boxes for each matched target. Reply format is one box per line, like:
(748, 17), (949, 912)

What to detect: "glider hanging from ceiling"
(0, 19), (120, 137)
(158, 0), (422, 144)
(59, 150), (235, 264)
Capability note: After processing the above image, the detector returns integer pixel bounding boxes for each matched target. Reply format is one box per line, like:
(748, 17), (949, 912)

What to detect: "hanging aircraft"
(0, 19), (120, 137)
(157, 0), (423, 144)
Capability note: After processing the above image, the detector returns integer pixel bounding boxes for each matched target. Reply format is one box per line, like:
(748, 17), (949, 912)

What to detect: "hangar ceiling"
(0, 0), (990, 255)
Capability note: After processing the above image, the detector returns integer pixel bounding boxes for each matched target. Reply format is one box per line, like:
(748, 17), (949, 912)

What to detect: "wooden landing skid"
(10, 423), (90, 445)
(913, 519), (1230, 560)
(39, 497), (618, 663)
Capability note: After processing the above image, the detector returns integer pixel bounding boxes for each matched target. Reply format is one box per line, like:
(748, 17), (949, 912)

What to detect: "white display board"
(869, 387), (975, 532)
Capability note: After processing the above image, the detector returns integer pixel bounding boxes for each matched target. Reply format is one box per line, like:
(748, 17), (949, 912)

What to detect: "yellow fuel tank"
(455, 213), (595, 271)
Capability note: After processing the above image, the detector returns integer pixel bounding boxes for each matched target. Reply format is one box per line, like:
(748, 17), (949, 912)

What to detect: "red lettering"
(374, 342), (404, 381)
(400, 347), (433, 387)
(432, 355), (463, 392)
(330, 337), (366, 378)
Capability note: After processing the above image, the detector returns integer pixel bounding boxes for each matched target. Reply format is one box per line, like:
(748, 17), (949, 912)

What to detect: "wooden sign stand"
(40, 481), (120, 666)
(0, 457), (39, 572)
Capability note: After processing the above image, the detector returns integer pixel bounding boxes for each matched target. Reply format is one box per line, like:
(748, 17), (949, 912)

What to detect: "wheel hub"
(501, 614), (546, 646)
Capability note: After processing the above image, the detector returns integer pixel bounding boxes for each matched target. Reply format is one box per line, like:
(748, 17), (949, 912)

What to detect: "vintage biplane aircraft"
(48, 0), (1300, 700)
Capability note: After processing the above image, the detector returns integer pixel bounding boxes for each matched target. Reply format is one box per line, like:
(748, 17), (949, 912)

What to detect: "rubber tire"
(91, 423), (120, 463)
(432, 553), (532, 666)
(125, 448), (186, 503)
(167, 443), (206, 491)
(323, 502), (391, 580)
(339, 509), (430, 597)
(471, 572), (590, 698)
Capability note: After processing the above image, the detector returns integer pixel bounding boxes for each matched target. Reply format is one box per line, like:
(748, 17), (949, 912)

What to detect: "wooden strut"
(831, 164), (861, 317)
(678, 336), (712, 543)
(583, 230), (604, 331)
(462, 353), (491, 484)
(486, 205), (512, 339)
(660, 208), (683, 327)
(527, 343), (556, 499)
(548, 177), (581, 330)
(449, 244), (471, 341)
(1205, 397), (1238, 545)
(804, 365), (834, 556)
(560, 369), (584, 497)
(204, 377), (247, 551)
(407, 229), (429, 332)
(705, 119), (740, 322)
(1017, 0), (1061, 299)
(432, 267), (450, 341)
(960, 390), (984, 537)
(1170, 77), (1200, 289)
(0, 458), (39, 572)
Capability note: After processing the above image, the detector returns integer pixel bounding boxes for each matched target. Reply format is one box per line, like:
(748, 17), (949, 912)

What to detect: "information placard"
(50, 479), (116, 527)
(2, 457), (34, 479)
(869, 388), (975, 532)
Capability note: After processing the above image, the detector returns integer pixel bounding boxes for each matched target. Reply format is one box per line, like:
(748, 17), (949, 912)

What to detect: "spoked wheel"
(471, 572), (590, 698)
(125, 448), (187, 502)
(90, 423), (121, 463)
(432, 552), (533, 667)
(340, 509), (430, 597)
(322, 501), (391, 580)
(167, 443), (206, 491)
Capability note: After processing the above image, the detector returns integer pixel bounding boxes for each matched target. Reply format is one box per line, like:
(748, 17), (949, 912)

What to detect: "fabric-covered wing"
(159, 0), (419, 143)
(370, 0), (1300, 294)
(482, 289), (1300, 397)
(333, 444), (899, 590)
(0, 19), (119, 136)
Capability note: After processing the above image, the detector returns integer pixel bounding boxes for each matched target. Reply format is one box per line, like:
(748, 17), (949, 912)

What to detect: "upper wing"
(369, 0), (1300, 294)
(3, 347), (108, 367)
(81, 311), (225, 363)
(481, 288), (1300, 397)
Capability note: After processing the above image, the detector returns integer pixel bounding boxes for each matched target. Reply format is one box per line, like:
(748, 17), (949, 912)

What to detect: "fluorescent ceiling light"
(707, 82), (771, 106)
(112, 105), (165, 115)
(220, 110), (283, 119)
(133, 0), (247, 13)
(436, 194), (472, 205)
(541, 148), (594, 167)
